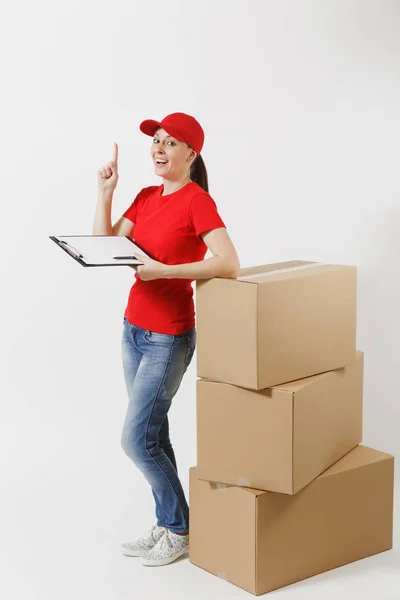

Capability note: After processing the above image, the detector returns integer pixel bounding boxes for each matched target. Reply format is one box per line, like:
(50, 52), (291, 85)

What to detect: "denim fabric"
(120, 316), (196, 533)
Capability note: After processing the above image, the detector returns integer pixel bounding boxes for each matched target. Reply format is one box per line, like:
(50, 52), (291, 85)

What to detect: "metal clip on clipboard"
(59, 240), (83, 259)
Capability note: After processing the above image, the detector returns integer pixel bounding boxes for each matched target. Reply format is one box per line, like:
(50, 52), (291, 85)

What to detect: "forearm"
(93, 191), (114, 235)
(165, 254), (239, 279)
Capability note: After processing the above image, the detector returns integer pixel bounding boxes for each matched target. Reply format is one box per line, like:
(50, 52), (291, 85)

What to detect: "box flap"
(238, 262), (350, 284)
(272, 350), (363, 393)
(195, 473), (269, 497)
(319, 444), (394, 478)
(237, 260), (313, 283)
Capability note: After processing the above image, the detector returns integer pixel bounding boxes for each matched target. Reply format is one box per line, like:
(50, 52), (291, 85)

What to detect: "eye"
(152, 138), (175, 145)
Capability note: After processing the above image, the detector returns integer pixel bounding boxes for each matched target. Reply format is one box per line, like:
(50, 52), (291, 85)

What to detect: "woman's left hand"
(132, 253), (169, 281)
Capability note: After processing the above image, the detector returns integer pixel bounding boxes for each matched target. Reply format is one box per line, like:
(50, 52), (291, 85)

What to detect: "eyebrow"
(153, 133), (173, 139)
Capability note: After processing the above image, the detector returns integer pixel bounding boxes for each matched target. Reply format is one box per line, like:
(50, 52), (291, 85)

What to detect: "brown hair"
(189, 153), (209, 193)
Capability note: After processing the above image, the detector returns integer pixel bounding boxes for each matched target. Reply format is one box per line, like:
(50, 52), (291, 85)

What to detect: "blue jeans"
(120, 316), (196, 533)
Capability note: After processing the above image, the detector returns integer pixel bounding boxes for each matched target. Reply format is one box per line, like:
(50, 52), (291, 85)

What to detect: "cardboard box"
(197, 351), (364, 494)
(189, 445), (394, 596)
(195, 260), (357, 389)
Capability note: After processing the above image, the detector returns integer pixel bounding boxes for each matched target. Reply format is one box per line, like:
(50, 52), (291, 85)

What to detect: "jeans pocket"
(143, 330), (174, 347)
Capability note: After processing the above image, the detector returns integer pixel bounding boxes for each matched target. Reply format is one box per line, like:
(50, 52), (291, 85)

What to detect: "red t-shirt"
(122, 181), (226, 334)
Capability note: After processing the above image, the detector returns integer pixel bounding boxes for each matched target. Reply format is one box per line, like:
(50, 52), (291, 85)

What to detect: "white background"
(1, 0), (399, 598)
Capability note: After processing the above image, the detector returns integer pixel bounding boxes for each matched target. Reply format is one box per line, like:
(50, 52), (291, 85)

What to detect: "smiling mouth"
(155, 159), (168, 166)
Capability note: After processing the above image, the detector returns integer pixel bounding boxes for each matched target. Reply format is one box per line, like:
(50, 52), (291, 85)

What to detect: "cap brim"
(139, 119), (187, 144)
(139, 119), (162, 136)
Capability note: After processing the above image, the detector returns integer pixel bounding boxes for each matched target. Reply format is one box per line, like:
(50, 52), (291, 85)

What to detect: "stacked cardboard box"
(190, 260), (394, 596)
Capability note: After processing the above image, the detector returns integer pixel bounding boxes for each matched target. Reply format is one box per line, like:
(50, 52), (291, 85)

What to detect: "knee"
(121, 424), (161, 463)
(120, 428), (146, 464)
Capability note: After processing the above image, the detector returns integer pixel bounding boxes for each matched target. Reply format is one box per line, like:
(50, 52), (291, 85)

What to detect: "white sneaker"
(141, 529), (189, 566)
(120, 525), (167, 557)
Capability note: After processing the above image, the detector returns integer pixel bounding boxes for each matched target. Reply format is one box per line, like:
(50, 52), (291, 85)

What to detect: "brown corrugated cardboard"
(197, 351), (364, 494)
(189, 445), (394, 596)
(195, 260), (357, 389)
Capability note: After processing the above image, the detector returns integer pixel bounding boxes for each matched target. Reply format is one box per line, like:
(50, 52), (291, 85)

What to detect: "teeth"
(156, 159), (168, 164)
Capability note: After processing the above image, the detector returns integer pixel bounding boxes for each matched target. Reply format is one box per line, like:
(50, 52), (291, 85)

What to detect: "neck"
(161, 175), (192, 196)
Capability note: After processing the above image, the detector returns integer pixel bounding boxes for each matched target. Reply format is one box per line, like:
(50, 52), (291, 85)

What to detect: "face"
(151, 128), (196, 180)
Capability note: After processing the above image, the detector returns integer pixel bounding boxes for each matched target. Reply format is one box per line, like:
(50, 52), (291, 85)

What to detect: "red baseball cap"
(139, 112), (205, 155)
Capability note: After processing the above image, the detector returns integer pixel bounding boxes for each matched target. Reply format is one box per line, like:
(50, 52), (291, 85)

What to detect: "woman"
(93, 112), (240, 567)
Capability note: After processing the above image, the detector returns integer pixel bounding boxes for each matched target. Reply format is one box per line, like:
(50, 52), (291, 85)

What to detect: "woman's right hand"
(97, 143), (119, 194)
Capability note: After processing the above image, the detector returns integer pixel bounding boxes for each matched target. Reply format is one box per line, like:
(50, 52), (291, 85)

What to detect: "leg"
(121, 318), (169, 522)
(121, 318), (176, 526)
(120, 325), (196, 534)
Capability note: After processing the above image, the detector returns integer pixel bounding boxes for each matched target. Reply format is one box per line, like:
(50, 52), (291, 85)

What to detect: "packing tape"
(216, 571), (227, 580)
(237, 262), (328, 281)
(236, 476), (251, 487)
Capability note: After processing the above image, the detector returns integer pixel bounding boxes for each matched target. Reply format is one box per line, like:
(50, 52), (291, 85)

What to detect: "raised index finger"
(113, 142), (118, 163)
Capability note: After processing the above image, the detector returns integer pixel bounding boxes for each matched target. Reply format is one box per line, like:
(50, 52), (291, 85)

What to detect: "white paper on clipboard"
(53, 235), (151, 265)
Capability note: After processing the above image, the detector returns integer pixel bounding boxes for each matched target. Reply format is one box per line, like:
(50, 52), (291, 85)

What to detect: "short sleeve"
(189, 192), (226, 237)
(122, 186), (155, 223)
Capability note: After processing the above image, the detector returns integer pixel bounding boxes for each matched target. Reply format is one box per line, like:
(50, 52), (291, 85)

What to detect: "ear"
(188, 149), (197, 163)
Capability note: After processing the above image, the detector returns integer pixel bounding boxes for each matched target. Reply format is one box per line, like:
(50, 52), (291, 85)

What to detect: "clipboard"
(49, 235), (154, 267)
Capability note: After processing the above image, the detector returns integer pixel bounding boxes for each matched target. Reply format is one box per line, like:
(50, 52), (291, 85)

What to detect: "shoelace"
(156, 530), (173, 552)
(139, 526), (160, 545)
(125, 526), (165, 549)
